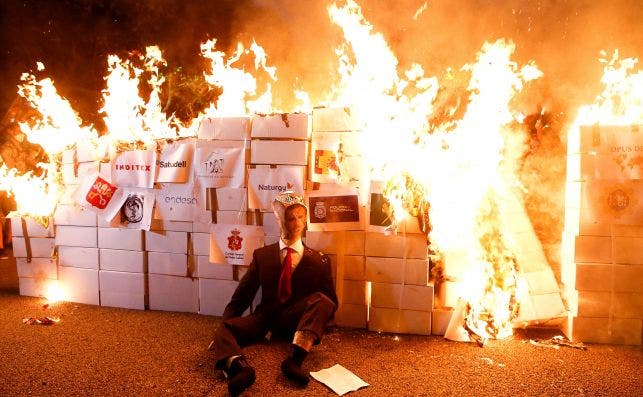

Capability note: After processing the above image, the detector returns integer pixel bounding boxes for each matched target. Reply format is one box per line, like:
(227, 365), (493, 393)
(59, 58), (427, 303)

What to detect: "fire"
(44, 280), (65, 303)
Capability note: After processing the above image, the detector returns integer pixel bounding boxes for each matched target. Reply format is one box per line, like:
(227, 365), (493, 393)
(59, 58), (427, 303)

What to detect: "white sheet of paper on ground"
(310, 364), (369, 396)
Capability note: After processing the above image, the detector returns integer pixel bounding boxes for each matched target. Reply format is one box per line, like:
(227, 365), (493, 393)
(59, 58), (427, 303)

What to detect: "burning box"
(370, 282), (434, 312)
(198, 278), (238, 316)
(312, 107), (364, 132)
(59, 246), (99, 269)
(334, 303), (368, 328)
(365, 257), (429, 286)
(99, 270), (146, 310)
(16, 257), (57, 279)
(194, 255), (233, 279)
(145, 230), (188, 254)
(62, 161), (100, 185)
(215, 188), (248, 211)
(251, 113), (310, 139)
(18, 277), (55, 298)
(99, 248), (146, 273)
(10, 216), (54, 237)
(55, 226), (98, 248)
(54, 204), (98, 226)
(250, 140), (309, 166)
(198, 116), (251, 140)
(98, 228), (144, 251)
(148, 252), (188, 277)
(148, 274), (198, 313)
(368, 307), (431, 335)
(364, 232), (427, 259)
(58, 266), (100, 305)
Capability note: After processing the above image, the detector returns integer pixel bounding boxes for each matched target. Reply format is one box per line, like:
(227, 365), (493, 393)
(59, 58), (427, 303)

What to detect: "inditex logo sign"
(116, 164), (152, 172)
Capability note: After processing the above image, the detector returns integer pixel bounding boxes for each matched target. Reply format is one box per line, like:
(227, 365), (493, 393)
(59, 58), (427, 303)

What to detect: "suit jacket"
(222, 242), (338, 320)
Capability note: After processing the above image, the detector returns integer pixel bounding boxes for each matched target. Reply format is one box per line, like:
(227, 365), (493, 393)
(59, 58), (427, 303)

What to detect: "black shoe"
(225, 357), (255, 396)
(280, 356), (310, 386)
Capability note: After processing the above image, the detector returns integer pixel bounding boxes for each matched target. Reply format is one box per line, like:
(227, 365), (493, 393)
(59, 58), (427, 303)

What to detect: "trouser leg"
(212, 313), (267, 369)
(274, 292), (337, 343)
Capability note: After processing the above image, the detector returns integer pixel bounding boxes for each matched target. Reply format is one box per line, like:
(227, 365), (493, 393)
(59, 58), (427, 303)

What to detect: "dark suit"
(213, 242), (338, 368)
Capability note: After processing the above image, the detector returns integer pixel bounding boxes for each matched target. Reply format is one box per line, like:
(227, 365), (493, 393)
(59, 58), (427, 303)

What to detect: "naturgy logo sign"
(258, 182), (294, 192)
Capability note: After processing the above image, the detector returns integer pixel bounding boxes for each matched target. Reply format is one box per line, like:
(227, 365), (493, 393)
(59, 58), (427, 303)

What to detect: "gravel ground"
(0, 291), (640, 397)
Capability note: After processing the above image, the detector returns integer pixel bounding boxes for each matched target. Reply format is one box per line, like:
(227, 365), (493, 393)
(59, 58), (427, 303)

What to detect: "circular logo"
(607, 189), (629, 212)
(313, 201), (326, 219)
(121, 195), (144, 223)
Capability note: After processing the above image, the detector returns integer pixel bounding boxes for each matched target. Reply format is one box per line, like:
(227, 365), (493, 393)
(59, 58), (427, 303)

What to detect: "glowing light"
(44, 280), (65, 303)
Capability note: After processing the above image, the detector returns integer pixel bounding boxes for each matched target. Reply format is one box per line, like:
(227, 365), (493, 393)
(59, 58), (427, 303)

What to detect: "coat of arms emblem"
(227, 229), (243, 251)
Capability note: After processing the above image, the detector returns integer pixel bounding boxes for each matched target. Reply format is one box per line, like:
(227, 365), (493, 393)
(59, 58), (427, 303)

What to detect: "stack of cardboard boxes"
(562, 125), (643, 345)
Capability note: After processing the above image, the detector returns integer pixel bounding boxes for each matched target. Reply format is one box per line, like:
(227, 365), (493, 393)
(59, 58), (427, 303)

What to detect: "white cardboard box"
(342, 280), (369, 305)
(58, 246), (99, 269)
(58, 266), (100, 305)
(19, 277), (54, 298)
(216, 211), (249, 225)
(368, 307), (431, 335)
(215, 188), (248, 211)
(54, 204), (97, 226)
(365, 232), (427, 259)
(16, 257), (57, 279)
(250, 140), (308, 165)
(198, 116), (251, 140)
(12, 237), (55, 258)
(198, 278), (239, 316)
(344, 255), (366, 281)
(99, 270), (146, 310)
(370, 282), (434, 312)
(148, 252), (188, 276)
(431, 307), (454, 336)
(195, 255), (233, 279)
(150, 219), (193, 233)
(365, 257), (429, 285)
(98, 228), (144, 251)
(55, 226), (98, 248)
(334, 303), (368, 328)
(148, 274), (199, 313)
(312, 107), (364, 132)
(10, 216), (54, 237)
(190, 232), (210, 256)
(99, 248), (146, 273)
(145, 230), (188, 254)
(251, 113), (310, 139)
(304, 231), (365, 255)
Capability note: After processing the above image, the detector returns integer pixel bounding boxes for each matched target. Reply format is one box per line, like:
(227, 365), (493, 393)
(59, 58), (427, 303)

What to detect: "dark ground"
(0, 287), (641, 397)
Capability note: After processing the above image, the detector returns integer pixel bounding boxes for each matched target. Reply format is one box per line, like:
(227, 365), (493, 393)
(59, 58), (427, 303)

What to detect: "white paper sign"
(154, 183), (200, 221)
(210, 224), (264, 266)
(156, 139), (195, 183)
(74, 172), (126, 222)
(247, 165), (306, 210)
(310, 364), (369, 396)
(118, 188), (155, 231)
(195, 140), (246, 188)
(111, 147), (157, 189)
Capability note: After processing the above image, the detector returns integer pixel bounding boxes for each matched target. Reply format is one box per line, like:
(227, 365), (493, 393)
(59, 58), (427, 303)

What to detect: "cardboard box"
(148, 252), (188, 276)
(431, 307), (454, 336)
(216, 211), (250, 225)
(215, 188), (248, 211)
(54, 204), (98, 226)
(190, 232), (210, 256)
(58, 246), (99, 269)
(344, 255), (366, 281)
(198, 278), (239, 316)
(150, 219), (193, 233)
(99, 270), (146, 310)
(198, 116), (251, 140)
(10, 216), (54, 237)
(334, 303), (368, 328)
(370, 282), (434, 312)
(98, 228), (144, 251)
(16, 258), (57, 279)
(342, 280), (369, 305)
(365, 257), (428, 285)
(250, 140), (308, 165)
(365, 232), (427, 259)
(148, 274), (199, 313)
(195, 255), (233, 279)
(304, 231), (365, 255)
(19, 277), (54, 298)
(613, 264), (643, 292)
(613, 236), (643, 265)
(12, 237), (55, 258)
(55, 226), (98, 248)
(58, 266), (100, 305)
(368, 307), (431, 335)
(99, 248), (146, 273)
(567, 316), (641, 345)
(251, 113), (310, 139)
(579, 125), (642, 155)
(312, 107), (364, 132)
(254, 211), (279, 236)
(145, 230), (188, 254)
(574, 235), (612, 263)
(576, 291), (611, 317)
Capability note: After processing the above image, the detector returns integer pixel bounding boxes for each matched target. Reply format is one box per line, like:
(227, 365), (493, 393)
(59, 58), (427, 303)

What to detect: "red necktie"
(278, 247), (293, 303)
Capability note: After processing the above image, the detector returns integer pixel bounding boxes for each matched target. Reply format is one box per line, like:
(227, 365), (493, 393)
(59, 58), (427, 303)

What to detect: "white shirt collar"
(279, 238), (304, 256)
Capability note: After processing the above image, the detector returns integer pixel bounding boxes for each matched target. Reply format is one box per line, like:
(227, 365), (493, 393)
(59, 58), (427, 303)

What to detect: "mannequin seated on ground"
(211, 190), (338, 396)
